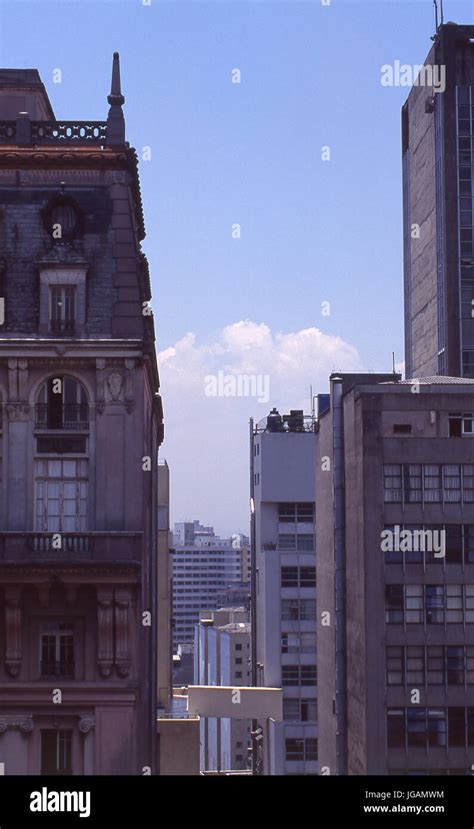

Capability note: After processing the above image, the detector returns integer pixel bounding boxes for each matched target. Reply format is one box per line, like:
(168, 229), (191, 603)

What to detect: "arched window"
(36, 376), (89, 430)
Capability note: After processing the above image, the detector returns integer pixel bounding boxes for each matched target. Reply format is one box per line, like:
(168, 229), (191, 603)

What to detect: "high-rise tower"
(403, 23), (474, 378)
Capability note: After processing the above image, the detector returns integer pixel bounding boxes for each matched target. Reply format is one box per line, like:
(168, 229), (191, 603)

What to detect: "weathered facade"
(317, 373), (474, 775)
(402, 23), (474, 379)
(0, 58), (167, 774)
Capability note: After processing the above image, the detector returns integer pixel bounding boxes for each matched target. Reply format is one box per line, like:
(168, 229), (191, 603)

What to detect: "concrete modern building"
(250, 408), (317, 775)
(172, 521), (249, 649)
(194, 608), (251, 772)
(402, 22), (474, 379)
(0, 58), (168, 774)
(317, 372), (474, 775)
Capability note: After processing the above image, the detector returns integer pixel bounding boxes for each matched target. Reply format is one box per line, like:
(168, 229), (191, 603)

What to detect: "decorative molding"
(0, 716), (34, 736)
(5, 587), (22, 677)
(97, 588), (114, 678)
(114, 588), (131, 678)
(6, 403), (30, 422)
(78, 716), (95, 734)
(106, 371), (123, 402)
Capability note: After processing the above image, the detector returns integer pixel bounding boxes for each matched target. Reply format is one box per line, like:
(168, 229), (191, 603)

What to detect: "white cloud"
(157, 320), (362, 535)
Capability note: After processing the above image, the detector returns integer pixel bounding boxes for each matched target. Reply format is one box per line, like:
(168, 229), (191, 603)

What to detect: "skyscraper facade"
(403, 23), (474, 379)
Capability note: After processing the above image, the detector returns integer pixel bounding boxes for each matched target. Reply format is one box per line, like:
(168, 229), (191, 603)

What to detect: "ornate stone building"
(0, 57), (168, 774)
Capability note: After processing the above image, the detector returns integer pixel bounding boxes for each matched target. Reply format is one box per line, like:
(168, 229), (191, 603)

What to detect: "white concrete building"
(194, 608), (251, 772)
(250, 408), (318, 775)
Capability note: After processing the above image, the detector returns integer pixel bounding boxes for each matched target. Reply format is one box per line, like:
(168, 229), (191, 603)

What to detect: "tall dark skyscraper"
(403, 22), (474, 379)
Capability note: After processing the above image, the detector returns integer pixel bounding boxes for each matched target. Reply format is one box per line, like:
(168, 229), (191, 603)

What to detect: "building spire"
(106, 52), (125, 146)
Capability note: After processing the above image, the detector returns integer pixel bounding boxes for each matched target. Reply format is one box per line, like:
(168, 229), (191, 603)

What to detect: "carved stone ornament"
(6, 403), (30, 422)
(78, 716), (95, 734)
(107, 371), (123, 401)
(0, 716), (34, 736)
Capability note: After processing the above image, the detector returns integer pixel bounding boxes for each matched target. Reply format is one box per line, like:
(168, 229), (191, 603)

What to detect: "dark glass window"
(387, 709), (405, 748)
(41, 729), (72, 775)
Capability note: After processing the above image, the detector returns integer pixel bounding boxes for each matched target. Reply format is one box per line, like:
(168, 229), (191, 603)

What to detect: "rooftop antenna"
(440, 0), (444, 25)
(433, 0), (439, 32)
(392, 351), (396, 375)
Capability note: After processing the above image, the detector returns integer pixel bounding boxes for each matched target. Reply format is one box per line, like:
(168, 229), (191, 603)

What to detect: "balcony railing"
(40, 660), (74, 679)
(0, 120), (108, 146)
(35, 403), (89, 430)
(50, 319), (76, 336)
(0, 532), (142, 563)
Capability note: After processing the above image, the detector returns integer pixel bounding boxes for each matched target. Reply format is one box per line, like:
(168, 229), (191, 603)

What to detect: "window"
(285, 738), (317, 762)
(448, 708), (465, 747)
(407, 646), (425, 685)
(406, 464), (423, 503)
(426, 585), (444, 623)
(297, 534), (314, 551)
(283, 699), (300, 720)
(426, 646), (444, 685)
(423, 465), (441, 503)
(463, 465), (474, 502)
(235, 644), (242, 651)
(387, 709), (405, 748)
(281, 567), (298, 588)
(393, 424), (412, 435)
(285, 738), (304, 761)
(282, 666), (299, 686)
(300, 567), (316, 587)
(446, 585), (463, 623)
(301, 699), (317, 722)
(385, 585), (403, 623)
(446, 526), (462, 564)
(36, 376), (89, 431)
(41, 729), (72, 775)
(300, 600), (316, 621)
(407, 708), (427, 747)
(428, 709), (446, 747)
(406, 585), (423, 624)
(35, 459), (88, 532)
(278, 503), (314, 523)
(235, 671), (242, 678)
(465, 585), (474, 622)
(278, 534), (296, 551)
(384, 465), (402, 502)
(50, 285), (76, 335)
(386, 646), (404, 685)
(447, 646), (464, 685)
(40, 622), (74, 678)
(449, 413), (474, 437)
(444, 466), (461, 503)
(281, 600), (299, 621)
(300, 665), (317, 686)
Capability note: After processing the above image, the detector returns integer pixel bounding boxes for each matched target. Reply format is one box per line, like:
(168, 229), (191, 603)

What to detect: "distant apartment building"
(172, 521), (249, 649)
(194, 608), (251, 772)
(317, 372), (474, 775)
(250, 408), (317, 775)
(402, 22), (474, 378)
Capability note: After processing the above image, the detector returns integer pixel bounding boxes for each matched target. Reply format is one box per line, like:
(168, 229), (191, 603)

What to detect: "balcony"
(50, 319), (76, 336)
(0, 120), (108, 146)
(40, 660), (74, 679)
(35, 403), (89, 431)
(0, 532), (142, 563)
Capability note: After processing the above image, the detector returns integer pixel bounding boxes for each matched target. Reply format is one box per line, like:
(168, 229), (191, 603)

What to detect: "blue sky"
(0, 0), (472, 533)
